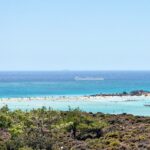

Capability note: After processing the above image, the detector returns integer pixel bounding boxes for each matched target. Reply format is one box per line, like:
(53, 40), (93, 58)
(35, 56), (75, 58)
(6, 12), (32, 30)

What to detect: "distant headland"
(90, 90), (150, 97)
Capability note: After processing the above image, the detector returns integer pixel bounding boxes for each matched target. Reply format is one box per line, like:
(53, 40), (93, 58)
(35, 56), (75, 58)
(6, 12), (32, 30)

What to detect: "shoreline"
(0, 90), (150, 100)
(0, 93), (150, 102)
(1, 91), (150, 116)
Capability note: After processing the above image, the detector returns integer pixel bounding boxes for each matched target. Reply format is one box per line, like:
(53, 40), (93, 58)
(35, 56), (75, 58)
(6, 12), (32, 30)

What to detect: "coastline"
(0, 90), (150, 102)
(1, 90), (150, 116)
(0, 95), (150, 102)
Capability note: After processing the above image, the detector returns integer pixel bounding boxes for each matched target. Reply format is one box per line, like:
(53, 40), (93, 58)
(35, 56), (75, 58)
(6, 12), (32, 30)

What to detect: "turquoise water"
(1, 71), (150, 116)
(1, 97), (150, 116)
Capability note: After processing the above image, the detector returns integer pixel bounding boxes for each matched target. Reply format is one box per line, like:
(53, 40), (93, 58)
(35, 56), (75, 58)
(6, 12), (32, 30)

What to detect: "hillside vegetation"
(0, 106), (150, 150)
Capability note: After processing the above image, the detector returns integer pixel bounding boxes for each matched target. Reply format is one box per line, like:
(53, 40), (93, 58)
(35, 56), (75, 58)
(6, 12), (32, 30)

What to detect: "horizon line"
(0, 70), (150, 72)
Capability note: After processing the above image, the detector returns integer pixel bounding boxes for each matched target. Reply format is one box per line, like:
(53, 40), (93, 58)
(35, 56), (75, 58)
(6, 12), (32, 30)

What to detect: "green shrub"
(0, 114), (12, 128)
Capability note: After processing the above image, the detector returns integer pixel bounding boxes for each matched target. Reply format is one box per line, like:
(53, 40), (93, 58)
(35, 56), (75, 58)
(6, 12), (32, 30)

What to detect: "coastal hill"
(1, 106), (150, 150)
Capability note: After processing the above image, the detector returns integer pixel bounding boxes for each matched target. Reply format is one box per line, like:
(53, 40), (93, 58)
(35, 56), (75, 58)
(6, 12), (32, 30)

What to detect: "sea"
(1, 71), (150, 116)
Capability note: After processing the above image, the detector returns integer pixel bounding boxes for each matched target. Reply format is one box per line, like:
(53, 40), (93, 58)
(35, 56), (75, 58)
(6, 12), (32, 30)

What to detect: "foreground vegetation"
(0, 106), (150, 150)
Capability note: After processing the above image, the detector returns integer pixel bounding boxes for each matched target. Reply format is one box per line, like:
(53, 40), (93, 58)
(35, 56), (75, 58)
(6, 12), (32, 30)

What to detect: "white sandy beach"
(1, 95), (150, 116)
(0, 95), (150, 103)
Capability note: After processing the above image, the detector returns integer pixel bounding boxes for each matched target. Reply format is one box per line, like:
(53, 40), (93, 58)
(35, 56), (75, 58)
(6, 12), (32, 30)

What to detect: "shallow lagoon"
(1, 96), (150, 116)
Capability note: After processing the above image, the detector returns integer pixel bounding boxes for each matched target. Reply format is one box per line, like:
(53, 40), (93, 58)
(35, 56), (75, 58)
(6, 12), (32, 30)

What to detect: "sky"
(0, 0), (150, 71)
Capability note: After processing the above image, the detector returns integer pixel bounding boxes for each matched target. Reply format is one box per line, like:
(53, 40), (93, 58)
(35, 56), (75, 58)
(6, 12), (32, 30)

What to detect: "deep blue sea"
(0, 71), (150, 98)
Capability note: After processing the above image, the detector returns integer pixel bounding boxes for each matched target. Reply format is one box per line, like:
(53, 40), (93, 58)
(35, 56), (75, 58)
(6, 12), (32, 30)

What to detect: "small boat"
(74, 76), (104, 81)
(144, 104), (150, 107)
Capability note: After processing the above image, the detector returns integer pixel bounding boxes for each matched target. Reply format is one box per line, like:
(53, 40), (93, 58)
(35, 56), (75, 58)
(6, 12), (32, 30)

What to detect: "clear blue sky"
(0, 0), (150, 71)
